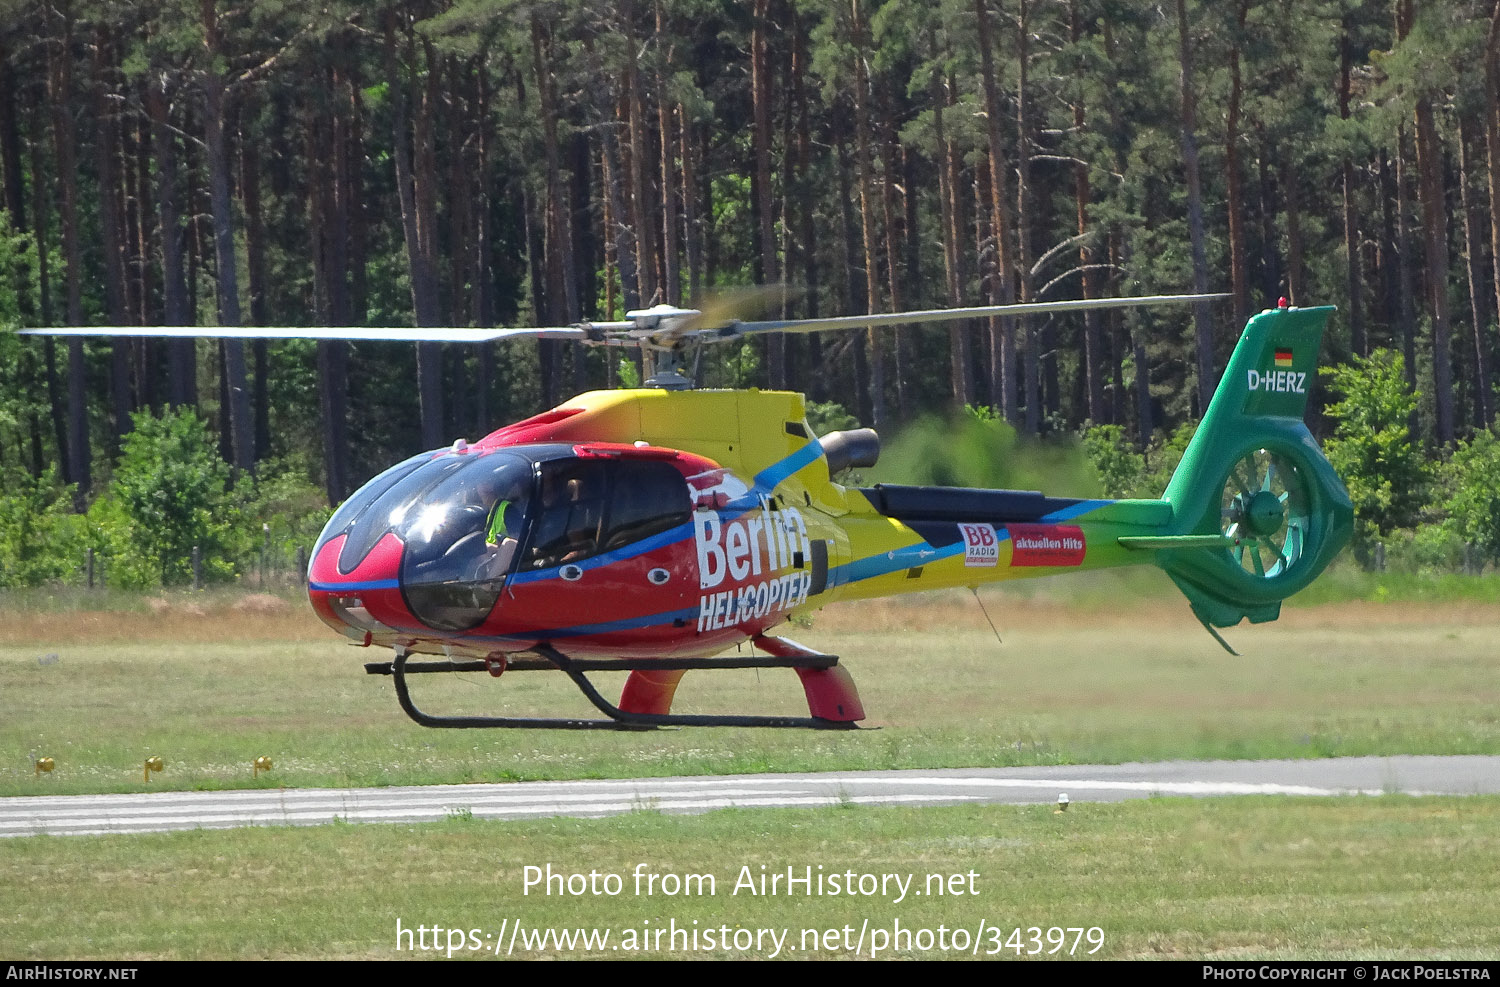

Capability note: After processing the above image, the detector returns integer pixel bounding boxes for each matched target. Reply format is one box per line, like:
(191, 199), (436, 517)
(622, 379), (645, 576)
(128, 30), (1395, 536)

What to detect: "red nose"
(307, 532), (421, 635)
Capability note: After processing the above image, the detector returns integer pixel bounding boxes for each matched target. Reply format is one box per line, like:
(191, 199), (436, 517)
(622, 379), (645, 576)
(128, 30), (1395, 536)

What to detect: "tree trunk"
(384, 14), (443, 448)
(831, 99), (868, 420)
(0, 47), (22, 232)
(147, 73), (195, 408)
(1226, 0), (1251, 325)
(314, 56), (353, 505)
(751, 0), (782, 386)
(791, 18), (821, 398)
(1016, 0), (1039, 433)
(472, 64), (495, 424)
(29, 98), (50, 328)
(131, 112), (151, 331)
(1395, 127), (1420, 435)
(656, 2), (680, 306)
(28, 96), (67, 469)
(880, 87), (910, 419)
(595, 73), (638, 312)
(1282, 159), (1306, 305)
(933, 34), (971, 410)
(240, 105), (271, 459)
(622, 0), (657, 306)
(197, 0), (255, 474)
(201, 75), (253, 472)
(975, 0), (1017, 425)
(1485, 1), (1500, 414)
(49, 7), (87, 499)
(1175, 0), (1216, 415)
(1256, 142), (1280, 301)
(1339, 14), (1365, 356)
(1415, 95), (1454, 444)
(93, 33), (133, 450)
(1459, 116), (1492, 428)
(850, 0), (885, 426)
(1069, 1), (1104, 424)
(679, 107), (702, 304)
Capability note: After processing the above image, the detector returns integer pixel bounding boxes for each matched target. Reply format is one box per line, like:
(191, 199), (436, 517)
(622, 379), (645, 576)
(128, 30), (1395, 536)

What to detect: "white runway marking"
(3, 755), (1494, 838)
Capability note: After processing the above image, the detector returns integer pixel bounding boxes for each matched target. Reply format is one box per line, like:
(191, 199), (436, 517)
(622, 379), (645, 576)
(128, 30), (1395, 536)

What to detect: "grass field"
(4, 796), (1499, 959)
(3, 577), (1498, 960)
(2, 574), (1498, 796)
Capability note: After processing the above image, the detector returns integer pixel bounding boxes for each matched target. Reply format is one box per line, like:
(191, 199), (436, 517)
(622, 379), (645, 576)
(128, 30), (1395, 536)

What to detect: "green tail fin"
(1155, 305), (1353, 628)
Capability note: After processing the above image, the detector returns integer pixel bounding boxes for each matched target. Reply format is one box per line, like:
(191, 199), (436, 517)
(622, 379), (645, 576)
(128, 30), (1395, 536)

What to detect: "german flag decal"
(1274, 347), (1294, 367)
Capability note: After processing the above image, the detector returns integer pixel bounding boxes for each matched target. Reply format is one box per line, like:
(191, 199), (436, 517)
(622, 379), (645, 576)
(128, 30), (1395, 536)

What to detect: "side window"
(526, 459), (691, 569)
(528, 461), (609, 569)
(601, 461), (691, 552)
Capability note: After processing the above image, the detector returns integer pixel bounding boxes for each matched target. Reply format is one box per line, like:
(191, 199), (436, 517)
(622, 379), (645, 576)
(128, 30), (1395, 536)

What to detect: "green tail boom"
(1152, 305), (1354, 628)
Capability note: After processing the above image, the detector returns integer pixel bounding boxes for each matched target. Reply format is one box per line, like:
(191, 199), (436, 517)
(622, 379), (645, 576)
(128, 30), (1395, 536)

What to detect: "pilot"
(473, 474), (525, 582)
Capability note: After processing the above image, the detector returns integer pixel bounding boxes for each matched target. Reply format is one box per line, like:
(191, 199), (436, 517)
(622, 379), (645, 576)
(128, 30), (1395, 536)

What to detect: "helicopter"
(25, 293), (1353, 730)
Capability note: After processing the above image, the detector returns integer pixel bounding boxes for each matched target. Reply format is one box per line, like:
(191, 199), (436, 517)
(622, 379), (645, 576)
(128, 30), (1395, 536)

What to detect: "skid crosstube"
(376, 644), (861, 731)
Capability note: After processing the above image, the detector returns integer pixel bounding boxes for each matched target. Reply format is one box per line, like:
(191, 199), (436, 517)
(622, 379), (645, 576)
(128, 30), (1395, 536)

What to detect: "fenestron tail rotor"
(1219, 448), (1312, 580)
(1153, 305), (1353, 637)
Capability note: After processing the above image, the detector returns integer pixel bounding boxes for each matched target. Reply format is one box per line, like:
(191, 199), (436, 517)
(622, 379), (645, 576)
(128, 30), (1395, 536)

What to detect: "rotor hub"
(1243, 489), (1285, 537)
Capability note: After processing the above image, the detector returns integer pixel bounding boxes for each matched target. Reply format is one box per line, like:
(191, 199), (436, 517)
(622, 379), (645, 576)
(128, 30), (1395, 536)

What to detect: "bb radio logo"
(960, 523), (1000, 568)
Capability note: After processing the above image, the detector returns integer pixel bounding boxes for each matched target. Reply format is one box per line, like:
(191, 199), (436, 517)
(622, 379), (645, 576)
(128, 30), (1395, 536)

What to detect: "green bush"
(1438, 427), (1500, 568)
(872, 410), (1100, 495)
(0, 467), (86, 587)
(110, 407), (241, 586)
(1378, 525), (1469, 574)
(1079, 421), (1198, 500)
(1079, 424), (1145, 499)
(805, 399), (859, 436)
(233, 454), (333, 576)
(1320, 350), (1431, 555)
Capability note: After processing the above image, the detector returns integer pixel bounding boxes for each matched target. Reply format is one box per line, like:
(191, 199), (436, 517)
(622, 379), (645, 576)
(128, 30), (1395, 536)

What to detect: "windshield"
(398, 453), (534, 632)
(312, 451), (430, 573)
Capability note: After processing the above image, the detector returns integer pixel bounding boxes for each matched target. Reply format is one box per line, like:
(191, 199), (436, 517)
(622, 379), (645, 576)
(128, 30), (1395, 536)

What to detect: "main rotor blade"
(15, 293), (1226, 348)
(719, 293), (1230, 338)
(685, 284), (796, 331)
(16, 325), (597, 343)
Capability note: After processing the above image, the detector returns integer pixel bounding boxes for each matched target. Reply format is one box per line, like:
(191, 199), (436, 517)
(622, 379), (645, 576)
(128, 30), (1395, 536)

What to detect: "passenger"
(558, 478), (594, 562)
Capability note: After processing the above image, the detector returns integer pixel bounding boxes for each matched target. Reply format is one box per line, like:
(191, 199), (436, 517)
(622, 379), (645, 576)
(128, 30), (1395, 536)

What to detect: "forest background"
(1, 0), (1499, 589)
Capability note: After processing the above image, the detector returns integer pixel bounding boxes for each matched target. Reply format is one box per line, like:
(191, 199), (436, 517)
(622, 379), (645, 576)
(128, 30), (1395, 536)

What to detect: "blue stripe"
(722, 439), (825, 514)
(507, 521), (696, 586)
(310, 578), (399, 592)
(752, 439), (825, 492)
(829, 540), (968, 586)
(1040, 499), (1110, 523)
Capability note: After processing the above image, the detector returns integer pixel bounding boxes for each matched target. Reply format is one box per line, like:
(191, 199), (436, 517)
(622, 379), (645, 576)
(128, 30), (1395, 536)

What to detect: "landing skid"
(368, 643), (863, 731)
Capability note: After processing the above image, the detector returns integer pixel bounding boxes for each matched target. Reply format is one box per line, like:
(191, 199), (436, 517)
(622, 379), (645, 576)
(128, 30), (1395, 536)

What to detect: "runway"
(3, 754), (1496, 838)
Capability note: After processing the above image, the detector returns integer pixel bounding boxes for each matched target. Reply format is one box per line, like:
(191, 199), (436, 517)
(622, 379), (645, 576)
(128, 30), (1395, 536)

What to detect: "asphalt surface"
(3, 755), (1497, 838)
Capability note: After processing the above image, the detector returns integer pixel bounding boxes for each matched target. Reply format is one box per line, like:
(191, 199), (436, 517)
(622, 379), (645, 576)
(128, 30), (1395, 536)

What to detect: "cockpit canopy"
(313, 446), (691, 633)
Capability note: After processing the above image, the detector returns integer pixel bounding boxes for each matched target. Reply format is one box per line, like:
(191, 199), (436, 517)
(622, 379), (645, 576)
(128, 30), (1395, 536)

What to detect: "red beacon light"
(1278, 296), (1289, 309)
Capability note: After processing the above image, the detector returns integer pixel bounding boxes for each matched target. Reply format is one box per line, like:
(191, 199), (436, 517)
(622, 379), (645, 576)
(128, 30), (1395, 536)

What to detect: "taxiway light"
(144, 756), (164, 782)
(1056, 793), (1070, 813)
(254, 756), (273, 778)
(34, 757), (54, 777)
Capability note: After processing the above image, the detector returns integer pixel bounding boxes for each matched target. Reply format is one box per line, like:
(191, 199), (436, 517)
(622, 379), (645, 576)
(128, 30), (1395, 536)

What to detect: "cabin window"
(600, 460), (692, 552)
(527, 459), (690, 569)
